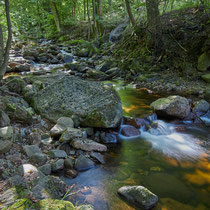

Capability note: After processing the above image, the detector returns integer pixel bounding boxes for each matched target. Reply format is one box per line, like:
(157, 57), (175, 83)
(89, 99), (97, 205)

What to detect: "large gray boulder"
(117, 186), (158, 209)
(32, 76), (122, 128)
(150, 96), (191, 119)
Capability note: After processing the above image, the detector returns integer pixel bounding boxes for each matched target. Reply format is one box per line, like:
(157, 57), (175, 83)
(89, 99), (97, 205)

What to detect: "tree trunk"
(146, 0), (163, 55)
(84, 0), (86, 20)
(0, 0), (12, 80)
(50, 1), (62, 34)
(92, 0), (98, 38)
(86, 0), (92, 39)
(125, 0), (136, 27)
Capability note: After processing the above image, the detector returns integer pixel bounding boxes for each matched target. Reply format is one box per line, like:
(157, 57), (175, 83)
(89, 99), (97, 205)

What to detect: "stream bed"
(60, 82), (210, 210)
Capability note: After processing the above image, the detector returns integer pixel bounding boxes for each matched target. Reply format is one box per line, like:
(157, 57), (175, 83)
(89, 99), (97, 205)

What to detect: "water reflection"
(63, 82), (210, 210)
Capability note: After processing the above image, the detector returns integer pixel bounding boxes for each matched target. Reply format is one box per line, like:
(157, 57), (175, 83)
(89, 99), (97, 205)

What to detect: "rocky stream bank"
(0, 32), (210, 209)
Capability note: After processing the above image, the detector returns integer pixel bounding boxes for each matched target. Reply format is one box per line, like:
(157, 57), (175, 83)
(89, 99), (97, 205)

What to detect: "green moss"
(4, 198), (32, 210)
(30, 199), (74, 210)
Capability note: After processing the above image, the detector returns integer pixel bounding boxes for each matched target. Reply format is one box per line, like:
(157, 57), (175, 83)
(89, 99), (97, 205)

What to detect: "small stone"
(38, 164), (52, 175)
(59, 128), (84, 142)
(0, 140), (12, 154)
(65, 169), (78, 178)
(74, 155), (94, 171)
(90, 152), (105, 164)
(48, 149), (67, 158)
(30, 153), (47, 165)
(120, 125), (141, 137)
(51, 159), (64, 171)
(71, 138), (107, 152)
(8, 175), (28, 188)
(41, 133), (52, 145)
(118, 186), (158, 209)
(0, 110), (10, 127)
(23, 145), (42, 158)
(50, 117), (74, 136)
(64, 158), (74, 169)
(0, 126), (13, 139)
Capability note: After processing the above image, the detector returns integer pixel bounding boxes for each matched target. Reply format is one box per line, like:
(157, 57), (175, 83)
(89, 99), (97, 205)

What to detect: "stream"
(61, 82), (210, 210)
(6, 46), (210, 210)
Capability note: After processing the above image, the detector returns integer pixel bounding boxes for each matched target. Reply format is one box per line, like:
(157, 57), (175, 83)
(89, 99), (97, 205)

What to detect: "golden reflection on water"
(185, 169), (210, 185)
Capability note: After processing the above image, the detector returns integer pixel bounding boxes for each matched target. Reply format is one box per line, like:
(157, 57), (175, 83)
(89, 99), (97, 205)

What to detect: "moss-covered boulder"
(197, 52), (210, 71)
(150, 96), (190, 119)
(0, 96), (34, 123)
(30, 199), (74, 210)
(32, 76), (122, 128)
(201, 73), (210, 83)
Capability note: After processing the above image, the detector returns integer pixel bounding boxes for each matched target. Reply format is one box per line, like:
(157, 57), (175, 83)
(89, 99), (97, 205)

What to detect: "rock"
(90, 152), (105, 164)
(200, 110), (210, 126)
(41, 133), (53, 145)
(23, 145), (42, 157)
(100, 131), (118, 143)
(38, 164), (52, 175)
(23, 49), (38, 59)
(32, 76), (122, 128)
(150, 96), (191, 119)
(202, 73), (210, 83)
(117, 185), (158, 209)
(64, 55), (74, 63)
(14, 64), (30, 72)
(0, 126), (13, 139)
(77, 205), (94, 210)
(193, 99), (209, 116)
(0, 126), (13, 154)
(30, 199), (74, 210)
(50, 117), (74, 136)
(86, 69), (108, 79)
(71, 138), (107, 152)
(0, 96), (34, 123)
(0, 140), (12, 154)
(28, 129), (42, 145)
(0, 110), (10, 127)
(74, 155), (94, 171)
(59, 128), (84, 142)
(4, 76), (26, 94)
(30, 153), (47, 165)
(120, 125), (141, 137)
(48, 149), (67, 158)
(65, 169), (78, 178)
(31, 176), (67, 200)
(51, 159), (64, 171)
(197, 52), (210, 71)
(123, 117), (146, 129)
(8, 175), (28, 188)
(64, 158), (74, 169)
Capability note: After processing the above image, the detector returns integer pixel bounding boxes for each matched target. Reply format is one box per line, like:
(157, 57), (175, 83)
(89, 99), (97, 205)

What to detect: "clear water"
(62, 82), (210, 210)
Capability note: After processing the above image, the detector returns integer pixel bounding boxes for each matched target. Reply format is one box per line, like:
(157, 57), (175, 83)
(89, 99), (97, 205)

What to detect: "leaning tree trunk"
(146, 0), (163, 55)
(50, 1), (62, 34)
(0, 0), (12, 80)
(125, 0), (136, 27)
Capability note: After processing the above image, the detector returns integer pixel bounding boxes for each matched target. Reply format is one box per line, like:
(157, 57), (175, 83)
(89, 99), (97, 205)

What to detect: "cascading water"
(140, 120), (206, 160)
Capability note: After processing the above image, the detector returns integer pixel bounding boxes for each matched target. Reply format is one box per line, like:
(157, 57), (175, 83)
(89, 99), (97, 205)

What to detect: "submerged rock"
(120, 125), (141, 137)
(150, 96), (190, 119)
(74, 155), (95, 171)
(32, 76), (122, 128)
(117, 185), (158, 209)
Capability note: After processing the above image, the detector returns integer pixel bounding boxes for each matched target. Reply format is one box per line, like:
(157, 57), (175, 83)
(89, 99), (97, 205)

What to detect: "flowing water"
(63, 82), (210, 209)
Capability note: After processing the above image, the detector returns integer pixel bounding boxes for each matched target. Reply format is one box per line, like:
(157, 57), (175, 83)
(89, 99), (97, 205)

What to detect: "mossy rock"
(197, 52), (210, 71)
(201, 73), (210, 83)
(30, 199), (74, 210)
(4, 198), (32, 210)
